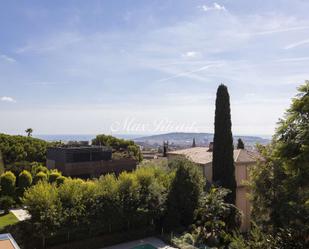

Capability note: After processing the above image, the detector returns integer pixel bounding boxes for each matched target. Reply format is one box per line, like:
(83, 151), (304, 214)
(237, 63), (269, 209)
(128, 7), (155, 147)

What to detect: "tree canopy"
(0, 133), (49, 165)
(250, 81), (309, 246)
(25, 128), (33, 137)
(21, 162), (175, 247)
(164, 158), (203, 230)
(92, 134), (142, 161)
(236, 138), (245, 149)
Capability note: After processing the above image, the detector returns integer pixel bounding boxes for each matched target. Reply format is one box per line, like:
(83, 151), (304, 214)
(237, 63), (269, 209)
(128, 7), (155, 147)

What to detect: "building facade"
(47, 146), (137, 178)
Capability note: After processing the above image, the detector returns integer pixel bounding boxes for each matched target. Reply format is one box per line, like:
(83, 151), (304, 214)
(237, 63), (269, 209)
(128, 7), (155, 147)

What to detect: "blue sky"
(1, 0), (309, 136)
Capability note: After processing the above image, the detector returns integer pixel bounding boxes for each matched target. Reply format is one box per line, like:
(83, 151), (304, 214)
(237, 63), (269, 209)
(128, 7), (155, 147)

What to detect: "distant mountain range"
(133, 132), (270, 149)
(35, 133), (270, 150)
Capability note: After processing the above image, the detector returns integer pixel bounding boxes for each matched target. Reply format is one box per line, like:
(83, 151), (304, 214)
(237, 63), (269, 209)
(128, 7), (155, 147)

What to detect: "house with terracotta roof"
(168, 146), (262, 231)
(0, 234), (20, 249)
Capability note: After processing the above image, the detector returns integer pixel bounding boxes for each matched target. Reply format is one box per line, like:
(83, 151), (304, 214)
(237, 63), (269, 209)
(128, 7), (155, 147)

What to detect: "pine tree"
(237, 138), (245, 149)
(212, 84), (236, 204)
(192, 138), (196, 147)
(25, 128), (33, 137)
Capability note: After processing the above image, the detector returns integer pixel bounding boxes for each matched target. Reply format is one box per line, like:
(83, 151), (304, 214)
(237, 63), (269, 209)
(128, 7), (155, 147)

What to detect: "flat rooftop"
(48, 146), (111, 150)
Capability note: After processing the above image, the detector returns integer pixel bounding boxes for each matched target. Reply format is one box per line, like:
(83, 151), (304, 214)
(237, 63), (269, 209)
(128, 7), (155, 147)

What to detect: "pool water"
(132, 244), (157, 249)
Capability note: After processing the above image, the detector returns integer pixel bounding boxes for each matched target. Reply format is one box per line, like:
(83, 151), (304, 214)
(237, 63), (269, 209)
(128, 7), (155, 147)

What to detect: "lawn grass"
(0, 212), (19, 231)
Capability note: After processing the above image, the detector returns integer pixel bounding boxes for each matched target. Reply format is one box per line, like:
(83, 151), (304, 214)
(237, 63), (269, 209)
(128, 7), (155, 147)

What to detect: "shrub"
(49, 171), (62, 183)
(164, 158), (204, 230)
(18, 170), (32, 191)
(55, 176), (66, 185)
(0, 171), (16, 197)
(194, 187), (241, 247)
(229, 223), (305, 249)
(34, 171), (48, 184)
(0, 196), (15, 214)
(31, 164), (49, 176)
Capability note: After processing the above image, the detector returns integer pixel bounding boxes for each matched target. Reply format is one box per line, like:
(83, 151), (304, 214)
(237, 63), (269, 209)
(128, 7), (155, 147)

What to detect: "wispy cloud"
(25, 81), (69, 86)
(1, 96), (16, 103)
(1, 0), (309, 135)
(182, 51), (199, 58)
(156, 63), (222, 82)
(16, 32), (82, 54)
(237, 26), (309, 38)
(0, 54), (16, 63)
(200, 3), (226, 12)
(275, 57), (309, 63)
(284, 38), (309, 49)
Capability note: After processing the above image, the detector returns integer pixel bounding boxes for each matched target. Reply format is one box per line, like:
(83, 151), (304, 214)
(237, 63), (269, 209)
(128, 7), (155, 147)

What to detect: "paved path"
(102, 237), (176, 249)
(10, 209), (30, 221)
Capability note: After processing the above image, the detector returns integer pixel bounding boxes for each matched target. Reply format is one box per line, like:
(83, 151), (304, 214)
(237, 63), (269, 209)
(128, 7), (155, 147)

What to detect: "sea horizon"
(33, 133), (272, 142)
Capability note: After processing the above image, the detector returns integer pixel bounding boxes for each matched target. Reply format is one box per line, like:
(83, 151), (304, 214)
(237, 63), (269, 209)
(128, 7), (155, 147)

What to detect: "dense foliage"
(212, 84), (236, 204)
(18, 170), (33, 194)
(164, 158), (203, 230)
(0, 166), (65, 205)
(92, 134), (143, 161)
(0, 196), (15, 214)
(11, 158), (246, 249)
(230, 223), (304, 249)
(21, 163), (174, 247)
(250, 82), (309, 247)
(49, 170), (62, 183)
(171, 188), (240, 248)
(23, 181), (62, 248)
(0, 171), (16, 197)
(33, 171), (48, 184)
(0, 134), (49, 164)
(0, 151), (4, 174)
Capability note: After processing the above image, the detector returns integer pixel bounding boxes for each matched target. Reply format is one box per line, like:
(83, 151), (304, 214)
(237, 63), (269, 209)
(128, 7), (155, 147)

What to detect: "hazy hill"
(134, 132), (269, 149)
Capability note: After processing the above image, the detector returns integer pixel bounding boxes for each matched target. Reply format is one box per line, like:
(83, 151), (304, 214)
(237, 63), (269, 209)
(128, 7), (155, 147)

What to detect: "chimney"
(207, 142), (214, 152)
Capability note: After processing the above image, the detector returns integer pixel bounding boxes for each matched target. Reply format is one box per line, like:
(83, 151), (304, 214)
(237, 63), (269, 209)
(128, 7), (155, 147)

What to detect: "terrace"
(102, 237), (176, 249)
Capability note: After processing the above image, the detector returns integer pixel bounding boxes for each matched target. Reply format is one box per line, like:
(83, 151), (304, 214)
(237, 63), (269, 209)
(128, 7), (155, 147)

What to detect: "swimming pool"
(131, 244), (157, 249)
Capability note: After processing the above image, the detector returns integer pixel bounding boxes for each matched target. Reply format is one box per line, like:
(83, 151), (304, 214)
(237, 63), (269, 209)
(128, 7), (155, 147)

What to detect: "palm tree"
(25, 128), (33, 137)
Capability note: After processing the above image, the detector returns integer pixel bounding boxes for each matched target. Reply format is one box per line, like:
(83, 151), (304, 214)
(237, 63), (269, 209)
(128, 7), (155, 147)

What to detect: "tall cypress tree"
(212, 84), (236, 204)
(192, 138), (196, 147)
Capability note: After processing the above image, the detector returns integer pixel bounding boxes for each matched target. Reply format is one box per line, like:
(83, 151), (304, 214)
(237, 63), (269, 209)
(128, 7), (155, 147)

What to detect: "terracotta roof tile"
(168, 147), (261, 165)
